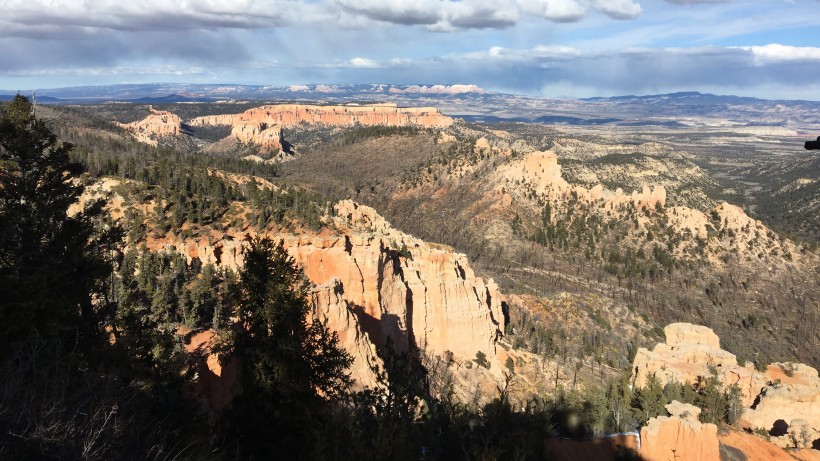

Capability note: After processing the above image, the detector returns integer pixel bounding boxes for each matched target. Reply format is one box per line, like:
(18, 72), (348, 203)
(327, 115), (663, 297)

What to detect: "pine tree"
(222, 237), (353, 456)
(634, 374), (668, 424)
(233, 237), (352, 405)
(0, 95), (114, 347)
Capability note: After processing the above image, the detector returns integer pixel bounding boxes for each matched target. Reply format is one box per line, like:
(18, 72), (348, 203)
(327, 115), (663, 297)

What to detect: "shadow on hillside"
(545, 434), (644, 461)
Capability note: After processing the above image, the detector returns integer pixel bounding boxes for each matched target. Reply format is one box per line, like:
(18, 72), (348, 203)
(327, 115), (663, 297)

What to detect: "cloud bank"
(1, 0), (819, 100)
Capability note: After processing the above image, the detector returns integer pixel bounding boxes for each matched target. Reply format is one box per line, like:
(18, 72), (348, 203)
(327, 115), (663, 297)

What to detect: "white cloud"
(592, 0), (643, 19)
(315, 43), (819, 98)
(333, 0), (441, 26)
(0, 0), (645, 40)
(350, 57), (380, 68)
(737, 44), (820, 64)
(0, 0), (324, 37)
(518, 0), (587, 23)
(334, 0), (639, 30)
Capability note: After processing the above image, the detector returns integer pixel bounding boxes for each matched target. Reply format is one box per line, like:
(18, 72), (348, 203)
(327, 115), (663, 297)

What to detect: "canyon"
(116, 103), (453, 156)
(27, 94), (820, 459)
(82, 172), (506, 392)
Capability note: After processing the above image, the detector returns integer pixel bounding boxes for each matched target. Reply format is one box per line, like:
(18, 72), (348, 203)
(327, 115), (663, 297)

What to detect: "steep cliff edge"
(145, 199), (504, 364)
(188, 103), (452, 157)
(86, 176), (505, 391)
(289, 200), (504, 361)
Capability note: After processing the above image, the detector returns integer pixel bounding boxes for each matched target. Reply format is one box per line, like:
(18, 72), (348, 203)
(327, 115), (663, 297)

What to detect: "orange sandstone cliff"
(189, 103), (452, 154)
(114, 106), (182, 146)
(633, 323), (820, 449)
(140, 198), (504, 389)
(640, 401), (720, 461)
(189, 103), (454, 130)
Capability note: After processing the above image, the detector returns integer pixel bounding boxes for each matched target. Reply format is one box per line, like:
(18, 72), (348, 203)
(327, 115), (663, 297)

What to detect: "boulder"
(664, 323), (720, 349)
(743, 363), (820, 446)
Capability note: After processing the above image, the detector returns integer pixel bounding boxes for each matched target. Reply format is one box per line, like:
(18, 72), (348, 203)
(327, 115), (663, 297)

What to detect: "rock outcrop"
(632, 323), (764, 405)
(743, 363), (820, 447)
(288, 200), (504, 361)
(188, 103), (452, 156)
(229, 121), (285, 152)
(183, 329), (238, 412)
(189, 103), (453, 131)
(639, 401), (720, 461)
(138, 196), (504, 387)
(115, 106), (182, 146)
(633, 323), (820, 449)
(309, 279), (382, 389)
(498, 150), (667, 211)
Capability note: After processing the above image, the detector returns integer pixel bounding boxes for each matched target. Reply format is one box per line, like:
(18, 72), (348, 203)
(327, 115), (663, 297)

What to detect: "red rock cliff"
(640, 401), (720, 461)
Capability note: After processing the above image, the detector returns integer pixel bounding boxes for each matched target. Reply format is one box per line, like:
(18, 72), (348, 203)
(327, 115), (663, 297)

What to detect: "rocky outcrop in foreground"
(640, 401), (720, 461)
(633, 323), (820, 448)
(288, 200), (504, 362)
(139, 198), (504, 389)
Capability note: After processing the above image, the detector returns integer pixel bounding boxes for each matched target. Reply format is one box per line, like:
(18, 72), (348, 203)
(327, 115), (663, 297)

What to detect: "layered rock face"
(498, 150), (667, 211)
(640, 401), (720, 461)
(633, 323), (820, 447)
(142, 198), (504, 386)
(189, 103), (454, 130)
(229, 122), (285, 152)
(188, 103), (452, 155)
(309, 279), (382, 389)
(743, 363), (820, 448)
(115, 106), (182, 146)
(634, 323), (766, 405)
(287, 200), (504, 361)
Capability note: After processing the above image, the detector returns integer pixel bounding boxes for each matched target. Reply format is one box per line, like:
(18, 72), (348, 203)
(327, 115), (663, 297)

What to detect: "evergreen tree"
(0, 95), (114, 348)
(223, 237), (352, 457)
(233, 237), (352, 404)
(634, 374), (668, 424)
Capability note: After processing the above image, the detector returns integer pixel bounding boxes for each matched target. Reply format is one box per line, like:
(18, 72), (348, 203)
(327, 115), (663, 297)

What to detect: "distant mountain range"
(0, 83), (486, 103)
(3, 84), (819, 130)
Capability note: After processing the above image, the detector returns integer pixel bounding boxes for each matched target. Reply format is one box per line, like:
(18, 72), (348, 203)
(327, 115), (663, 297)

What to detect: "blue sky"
(1, 0), (819, 99)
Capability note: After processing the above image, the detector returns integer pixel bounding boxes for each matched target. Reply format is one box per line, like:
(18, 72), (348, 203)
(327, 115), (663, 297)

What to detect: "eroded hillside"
(281, 125), (820, 371)
(10, 98), (818, 460)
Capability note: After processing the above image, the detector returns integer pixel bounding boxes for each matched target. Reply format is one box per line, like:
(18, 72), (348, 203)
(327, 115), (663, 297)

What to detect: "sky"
(1, 0), (819, 100)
